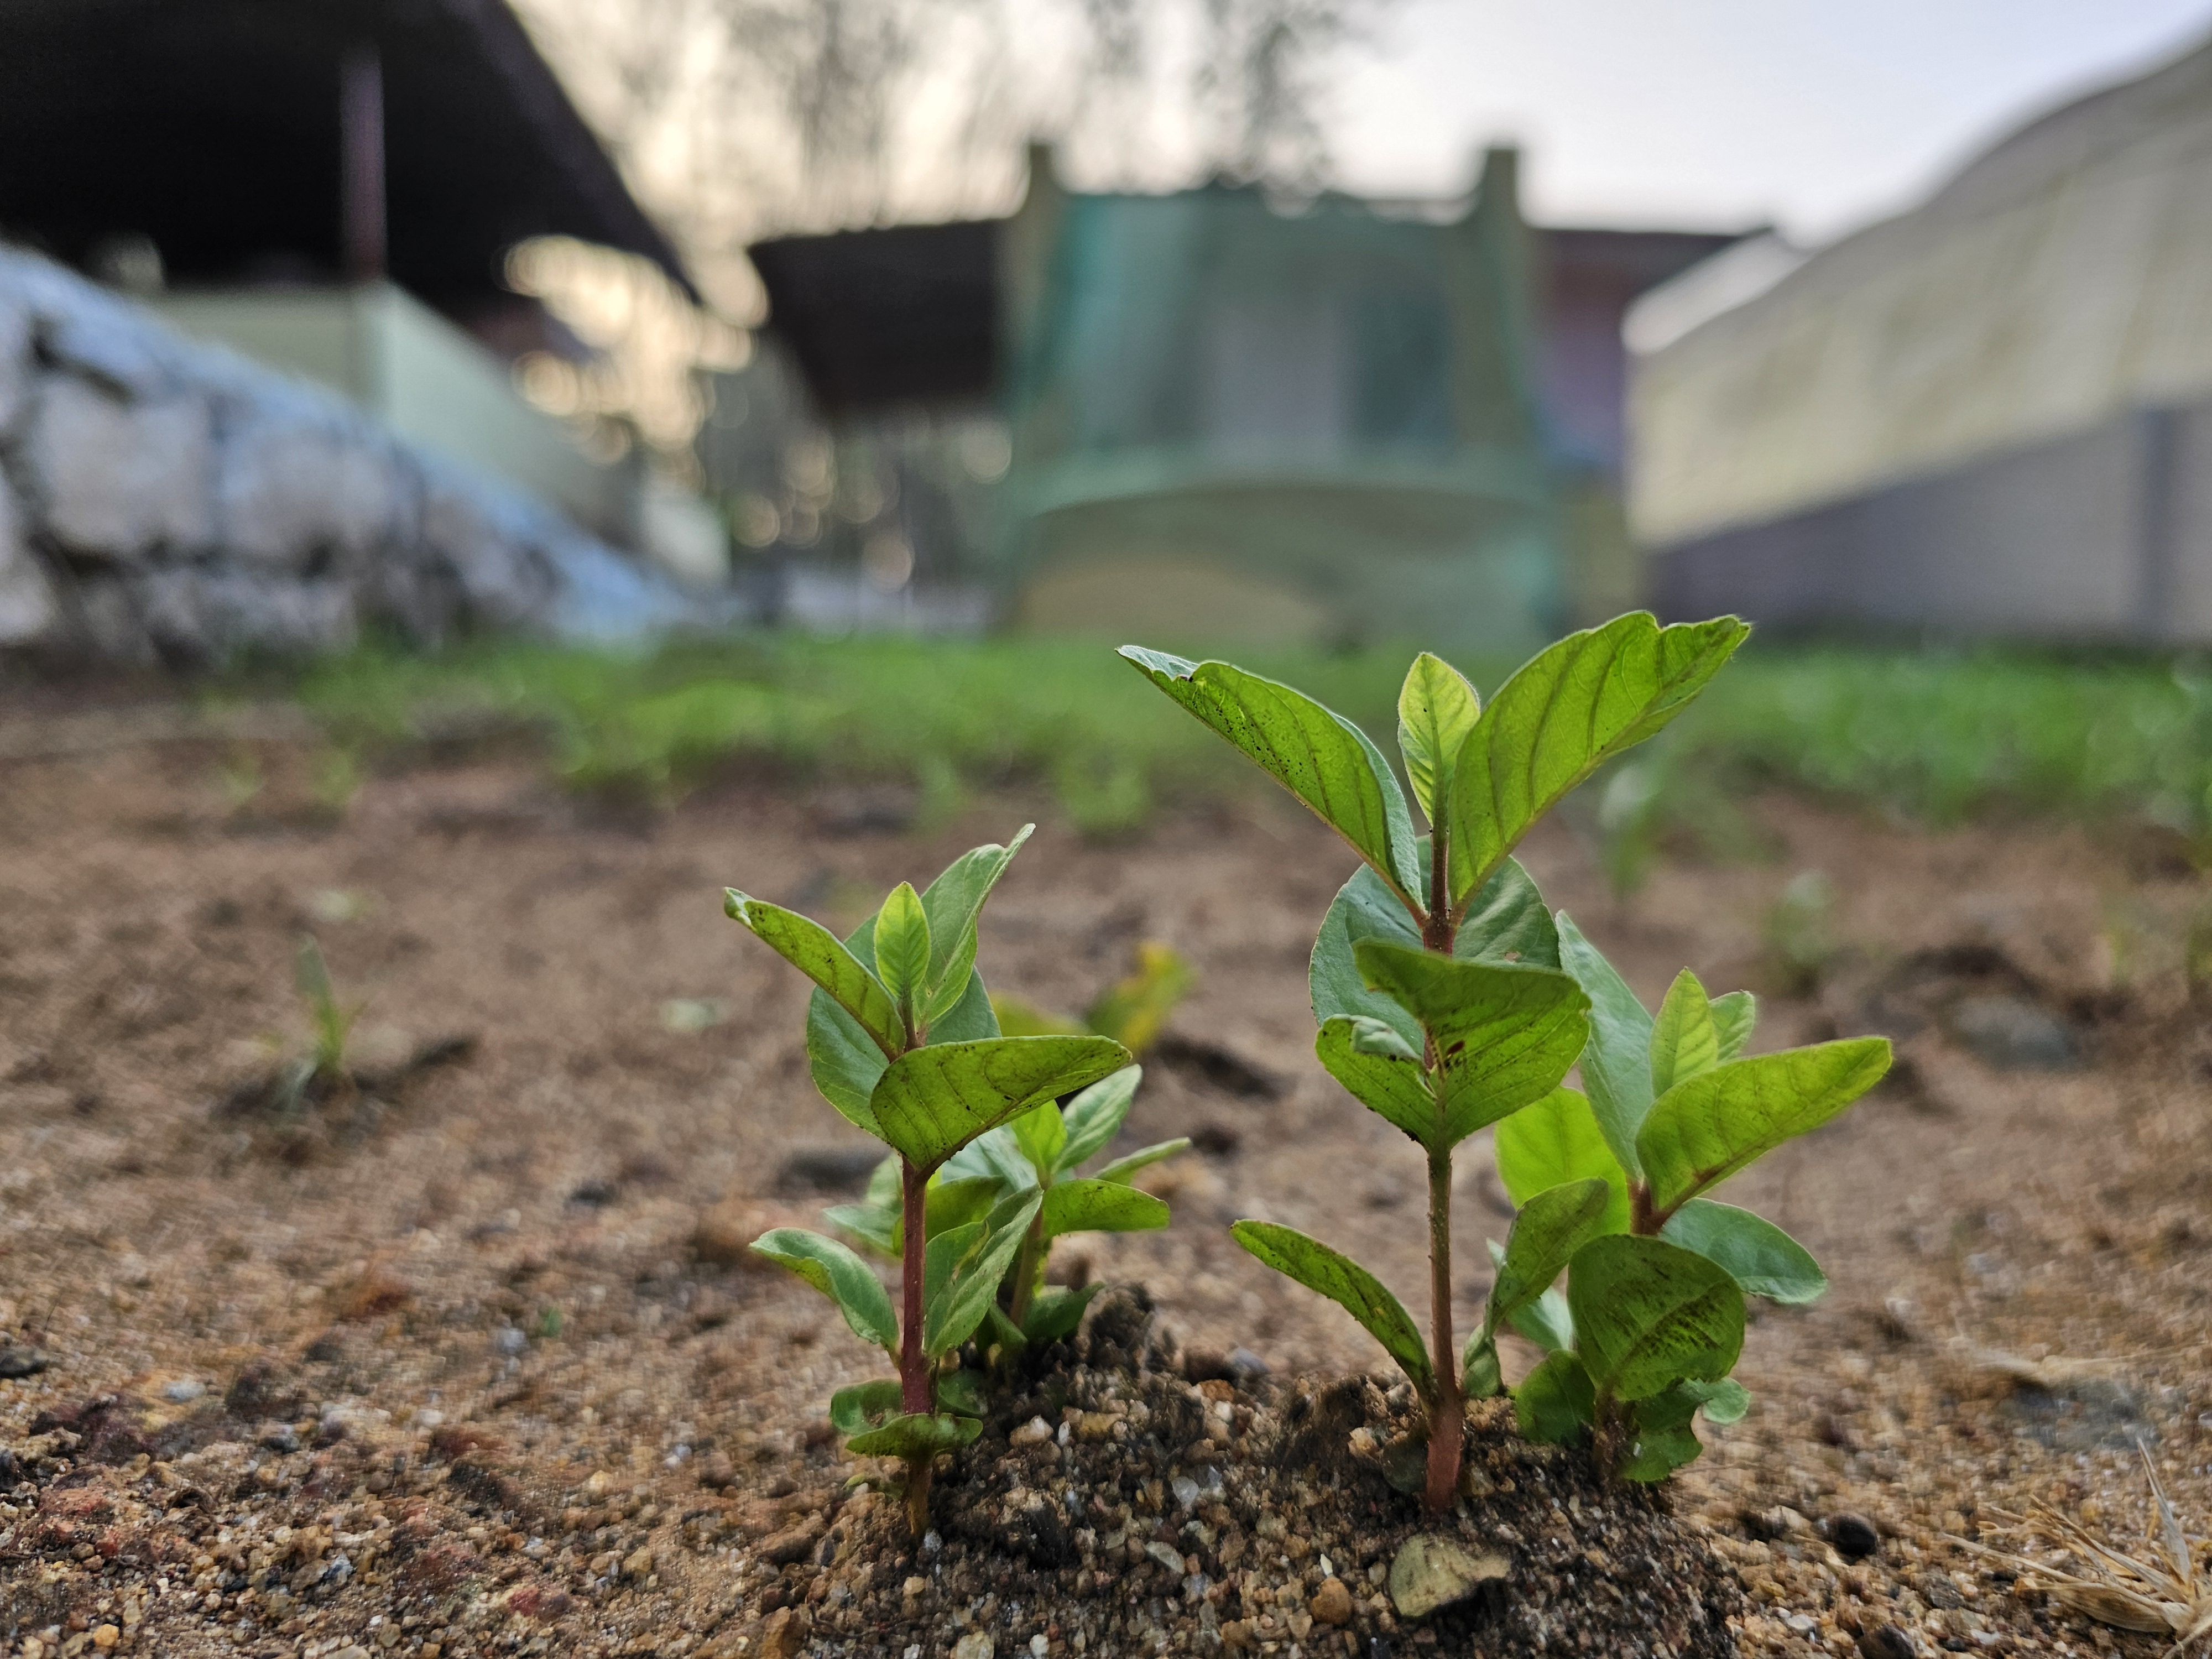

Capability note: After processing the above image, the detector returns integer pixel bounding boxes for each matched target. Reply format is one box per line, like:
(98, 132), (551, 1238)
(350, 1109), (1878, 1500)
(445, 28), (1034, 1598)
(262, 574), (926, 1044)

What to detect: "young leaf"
(1512, 1350), (1596, 1443)
(1022, 1282), (1104, 1345)
(1619, 1378), (1750, 1481)
(1086, 942), (1196, 1056)
(940, 1128), (1036, 1194)
(935, 1369), (988, 1417)
(1660, 1199), (1829, 1303)
(916, 826), (1034, 1021)
(1648, 969), (1719, 1095)
(1041, 1178), (1170, 1240)
(1310, 858), (1556, 1046)
(1494, 1087), (1631, 1236)
(1514, 1286), (1576, 1353)
(1092, 1138), (1190, 1185)
(1567, 1234), (1745, 1404)
(1314, 1016), (1437, 1145)
(1484, 1178), (1613, 1337)
(1120, 647), (1421, 905)
(1056, 1066), (1142, 1173)
(873, 881), (932, 1024)
(1352, 941), (1590, 1145)
(1553, 913), (1654, 1179)
(821, 1198), (900, 1258)
(926, 1176), (1005, 1235)
(988, 993), (1088, 1038)
(1397, 653), (1480, 826)
(1636, 1038), (1892, 1214)
(1462, 1332), (1502, 1399)
(1009, 1100), (1067, 1181)
(728, 891), (904, 1063)
(1445, 613), (1750, 906)
(805, 910), (1001, 1130)
(869, 1035), (1132, 1172)
(1709, 990), (1757, 1062)
(922, 1189), (1042, 1357)
(1681, 1376), (1751, 1424)
(748, 1228), (898, 1356)
(1229, 1220), (1435, 1399)
(830, 1379), (905, 1436)
(845, 1411), (984, 1460)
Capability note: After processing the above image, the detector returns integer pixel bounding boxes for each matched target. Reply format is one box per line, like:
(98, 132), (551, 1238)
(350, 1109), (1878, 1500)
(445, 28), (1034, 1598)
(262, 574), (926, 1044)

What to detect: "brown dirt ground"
(2, 721), (2209, 1659)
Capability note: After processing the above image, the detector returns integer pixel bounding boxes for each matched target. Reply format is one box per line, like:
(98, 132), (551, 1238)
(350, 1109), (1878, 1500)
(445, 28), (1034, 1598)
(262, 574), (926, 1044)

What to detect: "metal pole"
(340, 44), (387, 283)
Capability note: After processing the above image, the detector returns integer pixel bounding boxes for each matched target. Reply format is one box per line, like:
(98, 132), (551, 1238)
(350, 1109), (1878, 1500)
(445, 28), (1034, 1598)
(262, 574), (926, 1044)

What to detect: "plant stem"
(1423, 1145), (1463, 1512)
(1005, 1208), (1046, 1328)
(899, 1156), (934, 1538)
(1630, 1182), (1658, 1237)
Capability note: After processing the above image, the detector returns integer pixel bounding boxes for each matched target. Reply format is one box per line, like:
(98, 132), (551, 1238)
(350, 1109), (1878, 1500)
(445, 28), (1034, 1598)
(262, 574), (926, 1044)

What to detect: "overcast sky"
(1326, 0), (2212, 239)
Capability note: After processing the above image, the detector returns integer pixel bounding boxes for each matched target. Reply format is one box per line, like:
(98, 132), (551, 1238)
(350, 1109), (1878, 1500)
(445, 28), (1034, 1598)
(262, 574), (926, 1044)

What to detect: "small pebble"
(493, 1326), (528, 1357)
(951, 1632), (994, 1659)
(1009, 1416), (1053, 1447)
(161, 1379), (206, 1404)
(1310, 1577), (1353, 1626)
(1858, 1625), (1917, 1659)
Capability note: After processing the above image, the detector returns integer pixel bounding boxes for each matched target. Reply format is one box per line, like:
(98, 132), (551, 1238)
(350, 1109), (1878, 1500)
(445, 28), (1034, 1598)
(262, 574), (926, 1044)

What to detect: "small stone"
(1310, 1578), (1354, 1626)
(1075, 1412), (1119, 1442)
(0, 1344), (50, 1379)
(1010, 1416), (1053, 1446)
(1171, 1475), (1201, 1510)
(758, 1608), (811, 1659)
(1858, 1625), (1918, 1659)
(1387, 1535), (1509, 1619)
(493, 1326), (528, 1358)
(952, 1632), (995, 1659)
(621, 1546), (654, 1579)
(161, 1378), (206, 1404)
(332, 1647), (372, 1659)
(1825, 1512), (1880, 1561)
(1219, 1620), (1254, 1651)
(258, 1421), (301, 1454)
(698, 1450), (735, 1489)
(1030, 1637), (1048, 1658)
(91, 1627), (119, 1651)
(902, 1576), (927, 1599)
(1144, 1540), (1187, 1573)
(758, 1517), (825, 1565)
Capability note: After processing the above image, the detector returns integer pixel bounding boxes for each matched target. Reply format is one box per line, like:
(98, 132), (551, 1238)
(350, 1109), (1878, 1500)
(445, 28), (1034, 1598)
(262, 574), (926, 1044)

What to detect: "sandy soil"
(1, 721), (2208, 1658)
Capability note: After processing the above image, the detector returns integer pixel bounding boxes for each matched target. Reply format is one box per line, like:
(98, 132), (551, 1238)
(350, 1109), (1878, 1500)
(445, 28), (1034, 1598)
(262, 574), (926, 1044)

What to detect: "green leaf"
(1682, 1376), (1752, 1425)
(1041, 1178), (1170, 1240)
(1567, 1234), (1745, 1404)
(1462, 1332), (1501, 1399)
(1120, 646), (1421, 904)
(916, 826), (1034, 1022)
(1709, 990), (1757, 1062)
(1648, 970), (1719, 1095)
(1229, 1220), (1434, 1400)
(845, 1410), (984, 1461)
(925, 1176), (1004, 1236)
(1056, 1066), (1142, 1173)
(1022, 1282), (1104, 1344)
(1397, 653), (1481, 826)
(1636, 1038), (1892, 1214)
(1010, 1101), (1067, 1182)
(921, 1189), (1042, 1357)
(1484, 1178), (1613, 1338)
(988, 992), (1088, 1039)
(1352, 941), (1590, 1146)
(1310, 857), (1557, 1047)
(869, 1035), (1131, 1171)
(830, 1379), (905, 1437)
(1514, 1286), (1575, 1353)
(1660, 1199), (1829, 1304)
(1494, 1087), (1631, 1236)
(940, 1128), (1035, 1194)
(1085, 942), (1196, 1056)
(983, 1303), (1028, 1357)
(748, 1229), (898, 1357)
(1314, 1016), (1436, 1145)
(1512, 1350), (1595, 1443)
(935, 1369), (987, 1417)
(1619, 1417), (1703, 1482)
(1619, 1378), (1749, 1481)
(728, 890), (904, 1065)
(873, 881), (931, 1025)
(1092, 1138), (1190, 1185)
(806, 912), (1000, 1131)
(1445, 613), (1750, 906)
(821, 1199), (899, 1258)
(1553, 913), (1654, 1180)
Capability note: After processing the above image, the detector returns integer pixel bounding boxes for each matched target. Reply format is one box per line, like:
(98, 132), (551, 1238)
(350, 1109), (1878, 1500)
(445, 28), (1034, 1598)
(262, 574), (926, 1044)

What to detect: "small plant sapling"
(265, 934), (364, 1116)
(725, 826), (1130, 1536)
(990, 940), (1197, 1055)
(1475, 904), (1890, 1480)
(1125, 614), (1750, 1509)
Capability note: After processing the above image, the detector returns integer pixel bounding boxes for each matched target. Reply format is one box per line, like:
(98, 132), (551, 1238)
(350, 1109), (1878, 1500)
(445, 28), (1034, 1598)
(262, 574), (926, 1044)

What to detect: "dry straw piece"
(1948, 1444), (2211, 1657)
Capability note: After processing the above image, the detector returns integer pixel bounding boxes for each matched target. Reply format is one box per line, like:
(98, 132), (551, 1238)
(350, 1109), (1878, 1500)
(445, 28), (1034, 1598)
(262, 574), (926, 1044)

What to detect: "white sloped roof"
(1629, 34), (2212, 546)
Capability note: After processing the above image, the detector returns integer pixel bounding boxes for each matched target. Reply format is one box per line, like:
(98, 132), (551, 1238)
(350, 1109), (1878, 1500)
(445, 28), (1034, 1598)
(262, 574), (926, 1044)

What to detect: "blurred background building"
(1632, 34), (2212, 645)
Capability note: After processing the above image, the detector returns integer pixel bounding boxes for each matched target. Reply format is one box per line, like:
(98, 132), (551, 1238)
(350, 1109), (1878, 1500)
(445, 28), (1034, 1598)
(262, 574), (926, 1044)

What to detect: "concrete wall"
(1650, 402), (2212, 644)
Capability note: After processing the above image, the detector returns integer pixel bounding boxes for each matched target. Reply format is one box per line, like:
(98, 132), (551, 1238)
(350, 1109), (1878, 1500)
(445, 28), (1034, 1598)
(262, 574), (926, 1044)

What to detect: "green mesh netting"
(997, 155), (1564, 649)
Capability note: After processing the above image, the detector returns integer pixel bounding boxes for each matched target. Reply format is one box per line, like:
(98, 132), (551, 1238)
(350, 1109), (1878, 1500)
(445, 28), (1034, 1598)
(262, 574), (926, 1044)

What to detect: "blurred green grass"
(290, 633), (2212, 843)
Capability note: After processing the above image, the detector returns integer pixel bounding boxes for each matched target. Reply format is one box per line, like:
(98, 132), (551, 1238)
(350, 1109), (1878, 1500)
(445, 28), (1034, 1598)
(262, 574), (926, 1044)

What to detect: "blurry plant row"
(720, 615), (1895, 1543)
(288, 634), (2212, 848)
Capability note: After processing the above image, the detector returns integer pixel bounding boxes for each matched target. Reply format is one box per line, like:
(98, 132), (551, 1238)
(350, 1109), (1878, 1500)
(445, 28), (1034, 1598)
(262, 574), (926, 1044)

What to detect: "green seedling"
(725, 826), (1131, 1536)
(1476, 904), (1890, 1480)
(1128, 613), (1751, 1510)
(829, 1066), (1188, 1352)
(992, 939), (1197, 1056)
